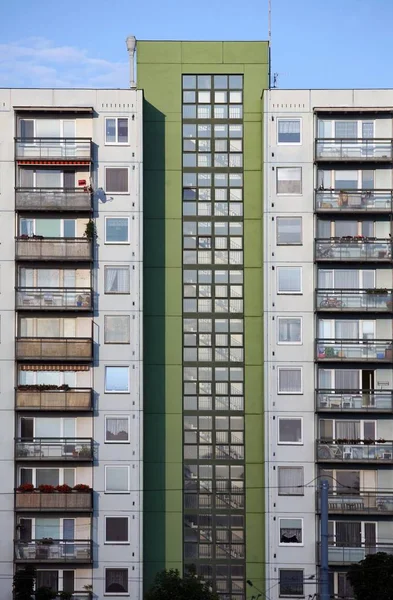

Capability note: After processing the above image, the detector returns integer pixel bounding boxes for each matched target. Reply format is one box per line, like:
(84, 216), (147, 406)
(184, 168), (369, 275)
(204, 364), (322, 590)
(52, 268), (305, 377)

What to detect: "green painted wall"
(138, 40), (269, 595)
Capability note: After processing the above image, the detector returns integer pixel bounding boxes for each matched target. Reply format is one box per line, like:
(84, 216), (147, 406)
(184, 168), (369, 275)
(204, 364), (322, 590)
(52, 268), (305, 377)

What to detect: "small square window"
(279, 569), (304, 597)
(183, 91), (196, 103)
(229, 91), (242, 103)
(277, 317), (302, 344)
(214, 75), (228, 89)
(276, 217), (302, 245)
(277, 367), (303, 394)
(278, 467), (304, 495)
(277, 267), (302, 294)
(278, 418), (303, 444)
(105, 217), (129, 244)
(214, 91), (227, 103)
(105, 366), (129, 393)
(105, 118), (129, 144)
(198, 75), (211, 89)
(183, 75), (196, 89)
(105, 568), (128, 594)
(229, 75), (243, 89)
(279, 518), (303, 545)
(105, 517), (129, 543)
(277, 119), (301, 144)
(183, 105), (196, 119)
(198, 91), (210, 103)
(105, 416), (130, 442)
(105, 466), (130, 493)
(104, 316), (130, 344)
(277, 167), (302, 194)
(104, 266), (130, 294)
(105, 168), (129, 194)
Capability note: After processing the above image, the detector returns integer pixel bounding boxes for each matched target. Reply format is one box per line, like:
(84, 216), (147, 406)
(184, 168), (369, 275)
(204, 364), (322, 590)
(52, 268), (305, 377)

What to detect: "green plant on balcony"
(365, 288), (388, 295)
(39, 538), (54, 546)
(84, 220), (97, 241)
(324, 346), (336, 358)
(35, 587), (57, 600)
(59, 592), (73, 600)
(78, 446), (92, 458)
(13, 566), (36, 600)
(73, 483), (90, 492)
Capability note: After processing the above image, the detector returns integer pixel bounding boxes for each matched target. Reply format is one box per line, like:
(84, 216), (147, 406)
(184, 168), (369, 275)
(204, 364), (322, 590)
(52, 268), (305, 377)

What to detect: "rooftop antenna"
(268, 0), (272, 46)
(125, 35), (137, 89)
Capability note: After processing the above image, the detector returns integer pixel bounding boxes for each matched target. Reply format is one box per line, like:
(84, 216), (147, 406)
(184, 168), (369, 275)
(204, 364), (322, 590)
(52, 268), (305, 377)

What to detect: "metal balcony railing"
(15, 138), (92, 161)
(315, 138), (393, 161)
(15, 489), (93, 512)
(15, 438), (94, 461)
(15, 188), (92, 211)
(316, 288), (393, 312)
(316, 390), (393, 412)
(16, 287), (92, 311)
(316, 490), (393, 515)
(316, 440), (393, 463)
(15, 387), (93, 411)
(318, 541), (393, 565)
(38, 594), (92, 600)
(316, 339), (393, 362)
(315, 238), (392, 262)
(315, 189), (393, 213)
(14, 539), (92, 562)
(15, 238), (92, 261)
(16, 338), (93, 361)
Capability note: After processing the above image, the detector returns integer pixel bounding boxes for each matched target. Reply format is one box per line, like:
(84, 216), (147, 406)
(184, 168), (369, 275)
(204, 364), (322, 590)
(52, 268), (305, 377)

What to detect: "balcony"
(15, 238), (92, 262)
(315, 238), (392, 262)
(15, 138), (92, 162)
(16, 338), (93, 362)
(315, 138), (393, 162)
(15, 387), (93, 411)
(316, 390), (393, 413)
(15, 438), (94, 461)
(14, 539), (92, 563)
(316, 440), (393, 463)
(37, 594), (92, 600)
(315, 189), (393, 213)
(317, 491), (393, 515)
(15, 188), (93, 212)
(316, 339), (393, 362)
(316, 289), (393, 313)
(15, 489), (93, 512)
(16, 288), (93, 311)
(319, 542), (393, 565)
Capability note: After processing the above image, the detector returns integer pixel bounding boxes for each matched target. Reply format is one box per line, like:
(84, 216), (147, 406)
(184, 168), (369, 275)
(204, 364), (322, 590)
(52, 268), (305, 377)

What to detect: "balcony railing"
(316, 289), (393, 312)
(15, 238), (92, 261)
(16, 338), (93, 362)
(317, 491), (393, 515)
(316, 390), (393, 412)
(15, 539), (92, 563)
(318, 542), (393, 565)
(15, 388), (93, 411)
(317, 440), (393, 463)
(316, 339), (393, 362)
(15, 489), (93, 512)
(16, 288), (93, 311)
(315, 138), (393, 161)
(15, 438), (94, 461)
(35, 594), (92, 600)
(315, 238), (392, 262)
(315, 189), (393, 213)
(15, 188), (93, 211)
(15, 138), (92, 161)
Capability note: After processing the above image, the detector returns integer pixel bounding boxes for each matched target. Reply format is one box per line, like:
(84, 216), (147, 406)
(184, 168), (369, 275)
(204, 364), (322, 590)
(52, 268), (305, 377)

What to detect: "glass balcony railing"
(16, 338), (93, 361)
(16, 288), (92, 311)
(318, 542), (393, 565)
(15, 238), (92, 261)
(316, 490), (393, 515)
(15, 438), (94, 461)
(15, 138), (92, 161)
(316, 339), (393, 362)
(316, 289), (393, 312)
(316, 390), (393, 412)
(15, 387), (93, 411)
(317, 440), (393, 463)
(14, 539), (92, 563)
(15, 188), (92, 211)
(315, 189), (393, 213)
(315, 138), (393, 161)
(315, 238), (392, 262)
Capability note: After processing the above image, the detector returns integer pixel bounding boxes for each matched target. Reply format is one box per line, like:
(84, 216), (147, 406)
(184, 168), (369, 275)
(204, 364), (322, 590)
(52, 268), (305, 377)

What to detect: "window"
(105, 417), (130, 443)
(276, 167), (302, 194)
(104, 316), (130, 344)
(105, 517), (129, 543)
(277, 367), (302, 394)
(277, 119), (301, 144)
(104, 266), (130, 294)
(105, 367), (129, 393)
(277, 317), (302, 344)
(105, 118), (129, 144)
(105, 466), (129, 493)
(278, 418), (303, 444)
(105, 568), (128, 594)
(105, 217), (129, 243)
(105, 168), (129, 193)
(279, 518), (303, 545)
(279, 570), (304, 597)
(278, 467), (304, 496)
(276, 217), (302, 245)
(277, 267), (302, 294)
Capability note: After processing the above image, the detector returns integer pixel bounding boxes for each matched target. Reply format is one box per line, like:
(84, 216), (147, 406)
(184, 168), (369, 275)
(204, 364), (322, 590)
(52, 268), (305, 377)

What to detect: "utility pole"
(320, 479), (330, 600)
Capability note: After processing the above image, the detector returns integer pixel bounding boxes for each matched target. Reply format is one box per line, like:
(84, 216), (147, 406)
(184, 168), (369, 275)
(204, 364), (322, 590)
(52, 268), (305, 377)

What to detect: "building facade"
(264, 88), (393, 600)
(138, 41), (268, 599)
(0, 88), (143, 599)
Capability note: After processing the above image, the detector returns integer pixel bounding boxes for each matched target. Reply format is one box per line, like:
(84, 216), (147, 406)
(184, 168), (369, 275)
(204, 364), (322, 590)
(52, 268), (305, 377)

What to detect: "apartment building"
(138, 41), (268, 599)
(0, 88), (143, 599)
(264, 89), (393, 600)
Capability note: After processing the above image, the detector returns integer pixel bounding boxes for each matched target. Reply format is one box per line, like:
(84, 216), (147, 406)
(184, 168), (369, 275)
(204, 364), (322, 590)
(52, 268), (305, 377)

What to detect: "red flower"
(17, 483), (35, 493)
(73, 484), (90, 492)
(38, 484), (55, 493)
(55, 484), (72, 493)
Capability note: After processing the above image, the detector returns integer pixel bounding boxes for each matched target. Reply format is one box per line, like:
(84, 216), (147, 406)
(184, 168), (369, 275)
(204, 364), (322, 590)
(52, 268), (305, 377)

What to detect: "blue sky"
(0, 0), (390, 88)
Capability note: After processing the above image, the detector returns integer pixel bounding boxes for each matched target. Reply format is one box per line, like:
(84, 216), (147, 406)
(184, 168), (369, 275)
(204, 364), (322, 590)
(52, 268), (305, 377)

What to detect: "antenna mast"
(268, 0), (271, 46)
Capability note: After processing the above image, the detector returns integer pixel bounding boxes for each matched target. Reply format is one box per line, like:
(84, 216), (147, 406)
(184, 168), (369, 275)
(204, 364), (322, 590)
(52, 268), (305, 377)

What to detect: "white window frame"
(19, 119), (76, 139)
(104, 366), (130, 394)
(104, 166), (130, 195)
(277, 118), (302, 145)
(277, 316), (303, 345)
(278, 416), (303, 445)
(18, 467), (76, 487)
(279, 569), (304, 598)
(276, 216), (303, 246)
(319, 418), (377, 440)
(329, 520), (377, 544)
(104, 415), (130, 444)
(277, 266), (302, 295)
(104, 465), (130, 494)
(104, 315), (131, 344)
(277, 466), (304, 496)
(104, 515), (130, 545)
(104, 216), (130, 245)
(279, 517), (304, 546)
(276, 167), (302, 196)
(104, 117), (129, 146)
(277, 367), (303, 395)
(104, 265), (131, 295)
(104, 567), (129, 595)
(318, 119), (375, 140)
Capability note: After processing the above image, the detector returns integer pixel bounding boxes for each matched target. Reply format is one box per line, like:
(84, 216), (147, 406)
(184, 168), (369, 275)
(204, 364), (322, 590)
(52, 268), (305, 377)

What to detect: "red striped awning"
(20, 364), (89, 371)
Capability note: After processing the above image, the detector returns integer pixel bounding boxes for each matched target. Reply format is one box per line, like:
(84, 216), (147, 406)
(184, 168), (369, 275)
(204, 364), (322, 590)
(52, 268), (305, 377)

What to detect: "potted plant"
(59, 592), (73, 600)
(325, 346), (336, 358)
(78, 446), (92, 458)
(35, 587), (57, 600)
(84, 220), (97, 241)
(55, 484), (72, 493)
(73, 483), (90, 492)
(17, 483), (35, 493)
(38, 484), (55, 494)
(39, 538), (54, 545)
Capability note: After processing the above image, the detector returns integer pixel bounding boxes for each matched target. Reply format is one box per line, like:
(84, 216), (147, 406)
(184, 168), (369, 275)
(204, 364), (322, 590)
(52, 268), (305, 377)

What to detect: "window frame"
(104, 315), (131, 344)
(277, 266), (302, 295)
(276, 167), (302, 195)
(104, 167), (130, 195)
(104, 415), (131, 444)
(277, 118), (302, 145)
(104, 117), (129, 146)
(104, 216), (130, 245)
(278, 466), (304, 496)
(104, 516), (130, 545)
(277, 367), (303, 395)
(277, 316), (303, 345)
(104, 366), (130, 394)
(104, 265), (131, 295)
(104, 465), (130, 494)
(276, 216), (303, 246)
(104, 567), (129, 595)
(278, 417), (303, 445)
(279, 517), (304, 546)
(279, 569), (304, 598)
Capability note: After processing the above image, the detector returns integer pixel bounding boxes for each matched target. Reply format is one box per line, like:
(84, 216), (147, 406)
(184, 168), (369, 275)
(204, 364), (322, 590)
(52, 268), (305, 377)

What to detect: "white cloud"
(0, 37), (128, 88)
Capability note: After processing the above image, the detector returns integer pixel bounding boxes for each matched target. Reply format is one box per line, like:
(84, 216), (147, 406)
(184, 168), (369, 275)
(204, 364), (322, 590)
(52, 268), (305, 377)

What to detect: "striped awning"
(19, 364), (89, 371)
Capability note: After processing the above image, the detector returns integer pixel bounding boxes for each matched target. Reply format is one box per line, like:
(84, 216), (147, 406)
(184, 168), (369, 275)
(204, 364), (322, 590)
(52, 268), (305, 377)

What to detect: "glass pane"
(105, 218), (129, 243)
(106, 118), (116, 143)
(118, 118), (128, 143)
(105, 367), (129, 392)
(36, 170), (62, 188)
(63, 220), (76, 238)
(106, 467), (128, 491)
(36, 469), (59, 486)
(36, 219), (61, 237)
